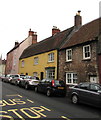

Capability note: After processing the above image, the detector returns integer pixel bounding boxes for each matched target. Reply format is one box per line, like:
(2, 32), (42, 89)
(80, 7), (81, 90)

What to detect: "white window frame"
(83, 45), (91, 60)
(34, 57), (38, 65)
(66, 73), (78, 85)
(21, 60), (24, 67)
(66, 49), (72, 62)
(48, 53), (54, 62)
(46, 69), (55, 79)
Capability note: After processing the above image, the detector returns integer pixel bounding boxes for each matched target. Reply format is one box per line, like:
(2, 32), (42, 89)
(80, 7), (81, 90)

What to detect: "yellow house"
(19, 50), (57, 79)
(19, 26), (73, 79)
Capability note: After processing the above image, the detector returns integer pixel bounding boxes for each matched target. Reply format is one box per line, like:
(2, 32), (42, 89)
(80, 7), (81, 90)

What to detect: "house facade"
(19, 50), (58, 79)
(59, 17), (101, 85)
(5, 29), (37, 75)
(19, 26), (74, 79)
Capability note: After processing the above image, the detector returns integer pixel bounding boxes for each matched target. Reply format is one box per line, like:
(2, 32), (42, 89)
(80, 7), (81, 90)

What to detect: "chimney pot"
(52, 26), (60, 35)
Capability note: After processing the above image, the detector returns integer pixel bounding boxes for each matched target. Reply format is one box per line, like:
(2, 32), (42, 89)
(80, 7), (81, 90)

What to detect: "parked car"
(19, 76), (39, 89)
(34, 79), (67, 97)
(0, 75), (6, 81)
(68, 82), (101, 107)
(2, 74), (13, 83)
(10, 74), (25, 85)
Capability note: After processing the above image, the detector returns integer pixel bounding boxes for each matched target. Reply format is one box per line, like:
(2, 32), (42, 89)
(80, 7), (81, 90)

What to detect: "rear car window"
(55, 80), (65, 85)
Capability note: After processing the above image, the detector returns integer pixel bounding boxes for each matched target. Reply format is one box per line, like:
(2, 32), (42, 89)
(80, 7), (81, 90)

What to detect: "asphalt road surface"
(0, 80), (101, 120)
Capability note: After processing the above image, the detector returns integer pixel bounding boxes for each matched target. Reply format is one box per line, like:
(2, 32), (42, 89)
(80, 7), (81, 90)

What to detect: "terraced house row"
(5, 11), (101, 86)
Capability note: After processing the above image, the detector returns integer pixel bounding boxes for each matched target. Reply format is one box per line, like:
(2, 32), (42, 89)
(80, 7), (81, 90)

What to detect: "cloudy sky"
(0, 0), (100, 59)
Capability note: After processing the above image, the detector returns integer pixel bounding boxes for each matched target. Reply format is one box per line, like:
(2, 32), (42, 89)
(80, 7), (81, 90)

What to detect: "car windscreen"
(20, 75), (25, 78)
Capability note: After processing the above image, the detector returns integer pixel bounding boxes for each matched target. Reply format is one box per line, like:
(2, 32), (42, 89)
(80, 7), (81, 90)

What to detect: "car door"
(38, 79), (46, 92)
(89, 84), (101, 106)
(78, 83), (90, 104)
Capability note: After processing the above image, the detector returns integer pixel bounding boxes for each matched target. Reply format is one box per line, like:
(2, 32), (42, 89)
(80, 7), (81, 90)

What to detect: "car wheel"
(46, 89), (51, 97)
(71, 94), (79, 104)
(35, 87), (38, 92)
(15, 81), (18, 86)
(25, 84), (29, 90)
(19, 82), (21, 87)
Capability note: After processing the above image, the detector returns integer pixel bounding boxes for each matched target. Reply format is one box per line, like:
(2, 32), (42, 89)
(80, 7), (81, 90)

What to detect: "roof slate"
(61, 17), (101, 49)
(20, 27), (74, 59)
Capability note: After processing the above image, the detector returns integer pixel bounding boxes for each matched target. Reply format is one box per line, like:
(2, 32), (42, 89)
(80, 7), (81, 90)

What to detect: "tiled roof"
(61, 17), (101, 49)
(20, 27), (74, 59)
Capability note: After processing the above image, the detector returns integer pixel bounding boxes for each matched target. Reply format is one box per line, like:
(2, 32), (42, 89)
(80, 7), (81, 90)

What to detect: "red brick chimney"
(52, 26), (60, 35)
(29, 29), (37, 44)
(74, 11), (82, 28)
(32, 32), (37, 44)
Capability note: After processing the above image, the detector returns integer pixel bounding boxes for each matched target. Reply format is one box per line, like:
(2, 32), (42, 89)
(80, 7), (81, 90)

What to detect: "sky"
(0, 0), (100, 59)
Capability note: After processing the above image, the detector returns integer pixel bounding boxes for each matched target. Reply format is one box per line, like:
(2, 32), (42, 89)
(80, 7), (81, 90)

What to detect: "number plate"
(58, 87), (64, 89)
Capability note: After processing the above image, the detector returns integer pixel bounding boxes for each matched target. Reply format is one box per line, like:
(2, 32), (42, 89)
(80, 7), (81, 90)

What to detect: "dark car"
(34, 79), (66, 97)
(68, 82), (101, 107)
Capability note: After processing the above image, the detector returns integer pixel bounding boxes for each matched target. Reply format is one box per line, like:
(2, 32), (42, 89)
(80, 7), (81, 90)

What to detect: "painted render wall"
(11, 36), (33, 74)
(19, 50), (58, 79)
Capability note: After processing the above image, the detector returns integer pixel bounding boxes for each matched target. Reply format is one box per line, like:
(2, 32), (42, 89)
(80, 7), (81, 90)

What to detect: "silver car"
(19, 76), (39, 89)
(10, 74), (25, 85)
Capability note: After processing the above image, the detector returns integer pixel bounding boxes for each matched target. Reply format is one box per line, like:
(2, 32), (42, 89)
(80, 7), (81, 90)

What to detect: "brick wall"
(58, 41), (99, 84)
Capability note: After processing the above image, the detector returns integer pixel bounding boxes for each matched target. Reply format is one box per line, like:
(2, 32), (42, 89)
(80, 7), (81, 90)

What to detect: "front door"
(90, 76), (97, 83)
(40, 72), (44, 80)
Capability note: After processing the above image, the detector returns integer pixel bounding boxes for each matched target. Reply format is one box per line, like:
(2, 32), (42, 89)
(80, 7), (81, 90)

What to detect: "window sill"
(66, 60), (72, 63)
(82, 58), (91, 61)
(48, 61), (54, 63)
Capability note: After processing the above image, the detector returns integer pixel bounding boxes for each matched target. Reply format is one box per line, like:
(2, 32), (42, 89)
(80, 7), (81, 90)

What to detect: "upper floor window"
(21, 60), (25, 67)
(83, 45), (91, 59)
(34, 57), (38, 65)
(66, 49), (72, 62)
(48, 53), (54, 62)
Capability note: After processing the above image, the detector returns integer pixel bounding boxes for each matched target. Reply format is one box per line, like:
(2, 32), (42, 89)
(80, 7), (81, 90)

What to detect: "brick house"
(58, 16), (101, 86)
(5, 29), (37, 75)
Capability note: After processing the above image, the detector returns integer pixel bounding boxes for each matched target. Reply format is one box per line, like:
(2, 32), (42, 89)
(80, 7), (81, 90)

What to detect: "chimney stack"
(52, 26), (60, 35)
(74, 10), (82, 29)
(29, 29), (37, 44)
(15, 41), (19, 47)
(32, 32), (37, 44)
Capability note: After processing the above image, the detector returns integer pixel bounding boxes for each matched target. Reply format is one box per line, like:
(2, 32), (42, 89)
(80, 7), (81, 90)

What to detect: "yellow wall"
(19, 50), (58, 79)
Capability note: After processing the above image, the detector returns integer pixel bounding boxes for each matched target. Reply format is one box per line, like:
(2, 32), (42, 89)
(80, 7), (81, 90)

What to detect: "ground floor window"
(66, 72), (77, 85)
(33, 72), (38, 77)
(46, 67), (55, 79)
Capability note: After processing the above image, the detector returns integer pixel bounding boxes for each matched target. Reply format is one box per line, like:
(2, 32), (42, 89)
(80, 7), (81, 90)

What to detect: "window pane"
(66, 73), (77, 84)
(66, 49), (72, 61)
(83, 45), (91, 59)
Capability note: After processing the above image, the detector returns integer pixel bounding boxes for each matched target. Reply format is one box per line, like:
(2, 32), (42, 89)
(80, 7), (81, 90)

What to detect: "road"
(0, 80), (101, 120)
